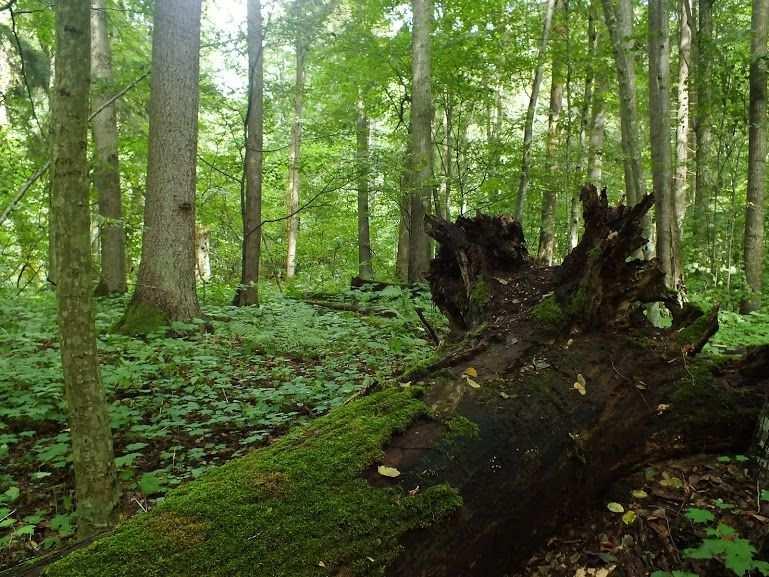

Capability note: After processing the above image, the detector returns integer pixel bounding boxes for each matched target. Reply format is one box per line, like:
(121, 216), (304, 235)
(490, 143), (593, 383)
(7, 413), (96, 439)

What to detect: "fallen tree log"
(45, 187), (768, 577)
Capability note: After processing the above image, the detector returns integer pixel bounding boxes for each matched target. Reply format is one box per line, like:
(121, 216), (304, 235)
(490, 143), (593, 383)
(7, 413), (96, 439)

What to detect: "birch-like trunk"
(672, 0), (692, 232)
(407, 0), (434, 283)
(52, 0), (118, 535)
(356, 99), (374, 281)
(742, 0), (769, 313)
(235, 0), (264, 306)
(119, 0), (203, 333)
(601, 0), (645, 206)
(514, 0), (557, 221)
(588, 71), (607, 185)
(649, 0), (681, 289)
(442, 96), (453, 220)
(286, 28), (305, 279)
(91, 0), (126, 296)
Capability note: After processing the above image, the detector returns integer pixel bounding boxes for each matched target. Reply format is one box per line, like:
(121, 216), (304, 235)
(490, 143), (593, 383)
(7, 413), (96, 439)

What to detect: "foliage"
(0, 286), (438, 565)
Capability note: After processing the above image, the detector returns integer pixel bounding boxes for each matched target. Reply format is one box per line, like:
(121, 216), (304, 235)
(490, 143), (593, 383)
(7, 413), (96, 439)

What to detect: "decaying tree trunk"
(45, 188), (769, 577)
(379, 185), (765, 575)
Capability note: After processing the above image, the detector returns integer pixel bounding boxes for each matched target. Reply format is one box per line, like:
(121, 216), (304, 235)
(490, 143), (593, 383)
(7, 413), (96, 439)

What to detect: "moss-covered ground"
(46, 388), (461, 577)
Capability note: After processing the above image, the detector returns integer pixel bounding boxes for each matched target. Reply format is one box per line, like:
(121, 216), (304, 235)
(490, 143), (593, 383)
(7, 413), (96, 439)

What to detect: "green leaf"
(1, 486), (19, 503)
(138, 473), (165, 496)
(607, 502), (624, 513)
(685, 507), (715, 524)
(51, 513), (74, 537)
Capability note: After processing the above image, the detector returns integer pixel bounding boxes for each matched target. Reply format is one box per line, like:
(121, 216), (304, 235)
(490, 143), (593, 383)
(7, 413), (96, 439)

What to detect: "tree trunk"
(649, 0), (681, 289)
(286, 22), (305, 280)
(406, 0), (434, 283)
(118, 0), (203, 334)
(91, 0), (126, 297)
(672, 0), (692, 233)
(570, 0), (599, 251)
(693, 0), (713, 243)
(356, 98), (374, 282)
(442, 96), (453, 220)
(514, 0), (558, 222)
(601, 0), (645, 207)
(587, 70), (607, 185)
(537, 3), (565, 265)
(52, 0), (118, 535)
(742, 0), (769, 313)
(235, 0), (264, 307)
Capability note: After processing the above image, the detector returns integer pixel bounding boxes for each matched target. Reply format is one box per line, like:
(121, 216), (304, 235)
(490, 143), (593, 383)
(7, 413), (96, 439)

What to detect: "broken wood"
(46, 189), (769, 577)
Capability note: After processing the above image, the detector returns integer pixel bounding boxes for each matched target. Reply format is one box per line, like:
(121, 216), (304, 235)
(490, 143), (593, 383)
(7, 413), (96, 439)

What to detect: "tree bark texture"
(672, 0), (692, 232)
(120, 0), (203, 332)
(601, 0), (645, 207)
(649, 0), (682, 289)
(743, 0), (769, 313)
(407, 0), (434, 283)
(52, 0), (118, 535)
(91, 0), (127, 296)
(235, 0), (264, 307)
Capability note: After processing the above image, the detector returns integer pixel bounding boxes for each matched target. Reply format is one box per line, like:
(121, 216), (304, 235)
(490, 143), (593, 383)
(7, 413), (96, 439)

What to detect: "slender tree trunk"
(286, 27), (305, 280)
(693, 0), (713, 243)
(649, 0), (681, 289)
(52, 0), (118, 535)
(235, 0), (264, 306)
(91, 0), (126, 296)
(673, 0), (692, 232)
(570, 0), (600, 250)
(356, 98), (374, 281)
(537, 3), (565, 264)
(588, 71), (607, 184)
(742, 0), (769, 313)
(119, 0), (203, 334)
(514, 0), (558, 221)
(601, 0), (645, 206)
(407, 0), (434, 283)
(396, 130), (412, 283)
(443, 96), (453, 220)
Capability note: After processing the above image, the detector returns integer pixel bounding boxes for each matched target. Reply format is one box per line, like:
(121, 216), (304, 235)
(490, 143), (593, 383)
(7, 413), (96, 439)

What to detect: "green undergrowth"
(0, 287), (437, 566)
(46, 388), (462, 577)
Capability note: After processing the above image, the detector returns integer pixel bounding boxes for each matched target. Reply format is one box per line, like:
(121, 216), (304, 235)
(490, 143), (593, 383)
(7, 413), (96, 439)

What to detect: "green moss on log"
(46, 389), (462, 577)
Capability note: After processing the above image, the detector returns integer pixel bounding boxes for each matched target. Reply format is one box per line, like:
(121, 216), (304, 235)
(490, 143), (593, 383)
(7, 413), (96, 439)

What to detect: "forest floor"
(1, 285), (768, 574)
(0, 285), (442, 570)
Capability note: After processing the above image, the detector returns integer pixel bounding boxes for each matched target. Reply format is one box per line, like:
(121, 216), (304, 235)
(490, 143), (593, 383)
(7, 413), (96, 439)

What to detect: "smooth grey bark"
(407, 0), (434, 283)
(743, 0), (769, 313)
(286, 12), (305, 280)
(356, 98), (374, 281)
(235, 0), (264, 306)
(649, 0), (681, 289)
(120, 0), (203, 332)
(672, 0), (692, 232)
(588, 72), (607, 185)
(601, 0), (645, 206)
(693, 0), (714, 242)
(538, 1), (565, 265)
(514, 0), (558, 221)
(91, 0), (126, 296)
(52, 0), (118, 535)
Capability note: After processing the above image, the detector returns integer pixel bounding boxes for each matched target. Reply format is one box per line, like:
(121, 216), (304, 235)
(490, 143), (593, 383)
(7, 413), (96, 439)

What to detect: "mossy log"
(44, 193), (768, 577)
